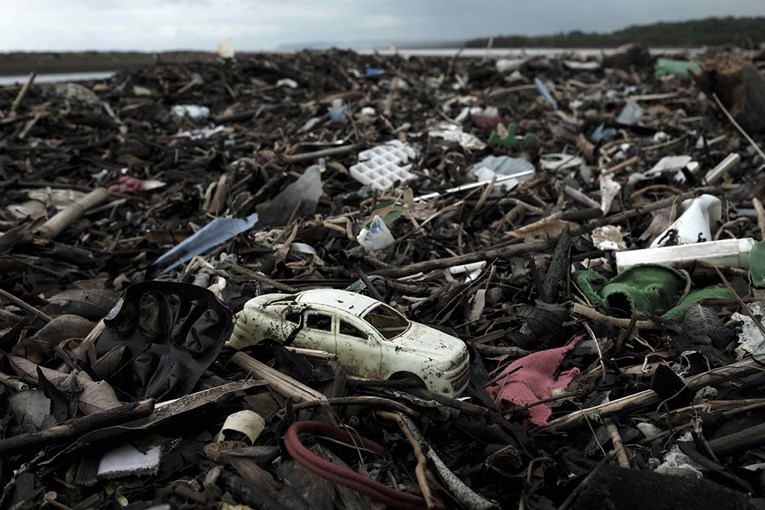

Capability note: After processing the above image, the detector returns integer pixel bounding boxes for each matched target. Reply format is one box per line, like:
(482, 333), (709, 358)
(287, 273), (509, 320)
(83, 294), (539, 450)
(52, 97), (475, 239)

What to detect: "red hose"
(284, 420), (444, 510)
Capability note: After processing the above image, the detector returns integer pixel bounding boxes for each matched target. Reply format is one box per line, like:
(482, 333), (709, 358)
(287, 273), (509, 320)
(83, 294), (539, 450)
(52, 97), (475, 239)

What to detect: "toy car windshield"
(362, 304), (409, 339)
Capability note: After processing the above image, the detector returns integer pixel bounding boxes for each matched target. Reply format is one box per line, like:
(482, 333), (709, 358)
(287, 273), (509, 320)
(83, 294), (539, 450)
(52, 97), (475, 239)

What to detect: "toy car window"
(285, 311), (301, 324)
(306, 313), (332, 332)
(363, 304), (408, 340)
(339, 320), (366, 339)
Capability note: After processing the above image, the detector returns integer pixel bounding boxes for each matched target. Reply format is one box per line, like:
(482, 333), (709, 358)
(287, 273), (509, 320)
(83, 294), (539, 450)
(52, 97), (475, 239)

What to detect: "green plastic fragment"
(750, 239), (765, 288)
(654, 58), (702, 79)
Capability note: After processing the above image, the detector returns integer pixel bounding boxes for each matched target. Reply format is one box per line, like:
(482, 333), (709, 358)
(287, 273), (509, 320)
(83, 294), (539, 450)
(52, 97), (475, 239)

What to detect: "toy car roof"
(293, 289), (384, 317)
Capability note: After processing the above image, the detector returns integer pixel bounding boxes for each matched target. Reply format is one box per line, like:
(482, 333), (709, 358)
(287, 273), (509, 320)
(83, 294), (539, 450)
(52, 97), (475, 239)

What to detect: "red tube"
(284, 420), (443, 510)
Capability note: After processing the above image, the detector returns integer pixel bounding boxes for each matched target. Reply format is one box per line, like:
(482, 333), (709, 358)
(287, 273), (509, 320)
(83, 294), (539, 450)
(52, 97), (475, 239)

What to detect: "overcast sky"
(2, 0), (764, 52)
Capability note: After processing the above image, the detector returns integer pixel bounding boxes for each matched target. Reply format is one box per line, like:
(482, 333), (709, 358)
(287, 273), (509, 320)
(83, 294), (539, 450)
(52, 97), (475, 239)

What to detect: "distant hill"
(465, 16), (765, 49)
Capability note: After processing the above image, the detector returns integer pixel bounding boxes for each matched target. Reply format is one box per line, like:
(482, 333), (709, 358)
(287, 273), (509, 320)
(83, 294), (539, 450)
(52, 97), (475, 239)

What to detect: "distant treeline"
(465, 16), (765, 49)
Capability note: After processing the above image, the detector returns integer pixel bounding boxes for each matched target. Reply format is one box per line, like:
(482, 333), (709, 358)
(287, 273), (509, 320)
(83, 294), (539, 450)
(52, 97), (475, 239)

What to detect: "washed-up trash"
(650, 194), (722, 247)
(599, 173), (621, 214)
(175, 125), (226, 139)
(616, 238), (756, 272)
(534, 77), (558, 111)
(428, 122), (487, 150)
(229, 289), (469, 396)
(704, 152), (741, 184)
(327, 102), (348, 124)
(365, 67), (385, 78)
(750, 240), (765, 287)
(257, 163), (324, 226)
(349, 140), (417, 191)
(495, 58), (524, 73)
(94, 281), (233, 401)
(591, 225), (627, 251)
(633, 155), (695, 183)
(215, 410), (265, 443)
(487, 122), (534, 147)
(488, 337), (582, 427)
(98, 442), (162, 478)
(152, 213), (259, 274)
(655, 57), (702, 79)
(591, 123), (617, 143)
(107, 175), (166, 194)
(616, 99), (643, 125)
(171, 104), (210, 120)
(732, 304), (765, 359)
(469, 155), (535, 190)
(540, 153), (582, 171)
(357, 215), (396, 251)
(574, 264), (731, 320)
(563, 60), (601, 71)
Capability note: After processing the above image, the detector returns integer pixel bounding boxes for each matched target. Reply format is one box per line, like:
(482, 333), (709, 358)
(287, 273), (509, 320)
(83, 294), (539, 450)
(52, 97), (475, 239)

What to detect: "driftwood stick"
(0, 399), (154, 456)
(9, 72), (36, 117)
(546, 353), (765, 430)
(0, 287), (53, 323)
(708, 422), (765, 457)
(283, 143), (361, 163)
(373, 238), (552, 278)
(603, 418), (630, 468)
(231, 351), (326, 403)
(36, 188), (112, 240)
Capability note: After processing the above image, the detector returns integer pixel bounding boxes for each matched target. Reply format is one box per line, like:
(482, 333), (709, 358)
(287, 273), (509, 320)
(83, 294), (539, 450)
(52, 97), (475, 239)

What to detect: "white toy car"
(229, 289), (470, 397)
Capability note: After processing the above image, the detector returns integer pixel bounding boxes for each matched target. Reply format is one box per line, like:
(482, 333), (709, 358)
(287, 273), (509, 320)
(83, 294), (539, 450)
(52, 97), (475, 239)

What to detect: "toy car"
(229, 289), (470, 396)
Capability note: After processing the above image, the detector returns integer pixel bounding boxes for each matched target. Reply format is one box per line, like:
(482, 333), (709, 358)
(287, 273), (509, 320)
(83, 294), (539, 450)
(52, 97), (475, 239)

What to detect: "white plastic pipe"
(615, 238), (755, 273)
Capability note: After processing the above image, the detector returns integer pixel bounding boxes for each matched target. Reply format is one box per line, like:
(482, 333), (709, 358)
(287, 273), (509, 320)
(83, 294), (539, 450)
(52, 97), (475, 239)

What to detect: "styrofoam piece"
(704, 153), (740, 184)
(98, 443), (162, 478)
(615, 238), (755, 273)
(171, 105), (210, 120)
(650, 194), (722, 247)
(349, 140), (416, 191)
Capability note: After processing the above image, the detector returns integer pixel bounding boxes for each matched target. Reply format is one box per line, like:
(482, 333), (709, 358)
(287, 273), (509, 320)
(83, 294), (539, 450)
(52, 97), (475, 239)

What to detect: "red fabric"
(488, 338), (581, 427)
(108, 175), (145, 194)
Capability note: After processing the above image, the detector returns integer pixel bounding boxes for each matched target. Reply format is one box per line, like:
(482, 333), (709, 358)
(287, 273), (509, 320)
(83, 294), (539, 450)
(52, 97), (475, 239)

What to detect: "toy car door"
(335, 318), (384, 380)
(294, 311), (334, 352)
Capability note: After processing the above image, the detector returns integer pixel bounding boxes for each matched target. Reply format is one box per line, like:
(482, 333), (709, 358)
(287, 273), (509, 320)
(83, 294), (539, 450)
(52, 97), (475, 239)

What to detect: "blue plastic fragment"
(365, 68), (385, 77)
(153, 213), (259, 275)
(591, 123), (617, 143)
(534, 77), (558, 111)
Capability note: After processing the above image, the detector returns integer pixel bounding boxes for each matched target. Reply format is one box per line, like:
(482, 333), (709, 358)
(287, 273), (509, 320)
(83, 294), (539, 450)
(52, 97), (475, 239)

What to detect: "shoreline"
(0, 47), (709, 77)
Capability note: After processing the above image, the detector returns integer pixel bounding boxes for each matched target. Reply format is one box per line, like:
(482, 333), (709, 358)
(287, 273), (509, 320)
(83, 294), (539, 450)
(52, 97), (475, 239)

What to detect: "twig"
(600, 155), (640, 175)
(393, 412), (500, 510)
(0, 399), (154, 456)
(713, 266), (765, 340)
(0, 287), (52, 324)
(377, 411), (437, 509)
(711, 93), (765, 162)
(603, 418), (630, 468)
(283, 143), (361, 163)
(571, 303), (659, 330)
(35, 188), (112, 240)
(219, 263), (300, 293)
(546, 351), (765, 430)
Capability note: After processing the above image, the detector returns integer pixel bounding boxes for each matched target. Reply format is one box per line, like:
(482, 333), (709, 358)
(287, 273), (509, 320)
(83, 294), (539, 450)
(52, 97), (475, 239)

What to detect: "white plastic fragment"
(732, 303), (765, 360)
(592, 225), (627, 251)
(650, 194), (722, 247)
(655, 450), (704, 478)
(615, 238), (755, 273)
(171, 105), (210, 120)
(175, 125), (226, 140)
(469, 155), (535, 190)
(98, 443), (162, 478)
(704, 153), (740, 184)
(428, 122), (487, 150)
(636, 422), (662, 438)
(215, 410), (265, 444)
(276, 78), (298, 89)
(496, 59), (524, 73)
(599, 173), (621, 214)
(540, 153), (582, 171)
(357, 215), (396, 251)
(349, 140), (417, 191)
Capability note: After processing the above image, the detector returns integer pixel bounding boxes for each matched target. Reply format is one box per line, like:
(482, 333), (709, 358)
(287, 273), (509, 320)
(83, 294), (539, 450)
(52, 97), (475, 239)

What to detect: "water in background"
(0, 71), (114, 86)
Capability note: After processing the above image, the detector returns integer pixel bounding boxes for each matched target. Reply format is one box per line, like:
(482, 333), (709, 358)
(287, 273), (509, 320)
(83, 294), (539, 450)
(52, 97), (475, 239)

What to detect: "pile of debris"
(0, 46), (765, 509)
